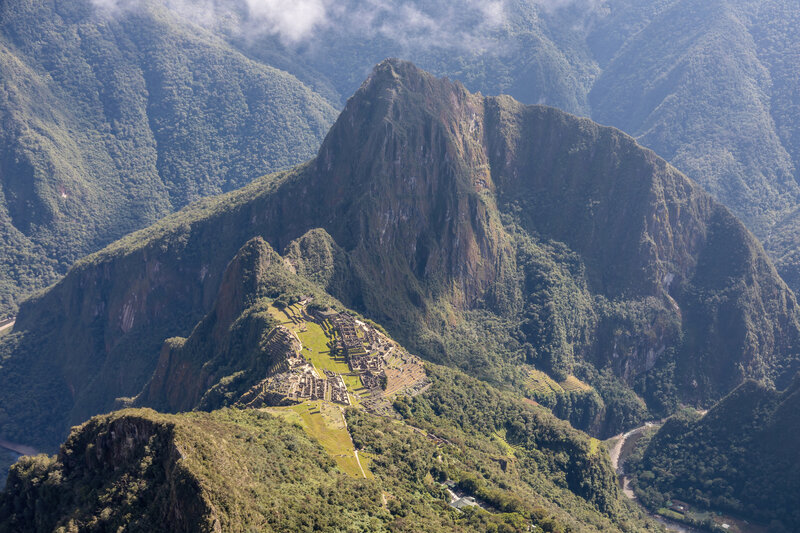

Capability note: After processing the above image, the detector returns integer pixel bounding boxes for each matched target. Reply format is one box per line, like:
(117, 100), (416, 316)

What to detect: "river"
(608, 422), (704, 533)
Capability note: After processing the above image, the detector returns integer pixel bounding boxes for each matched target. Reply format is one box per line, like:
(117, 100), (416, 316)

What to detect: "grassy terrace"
(526, 369), (592, 395)
(561, 375), (591, 392)
(589, 438), (600, 456)
(492, 429), (517, 458)
(525, 369), (564, 395)
(262, 401), (369, 478)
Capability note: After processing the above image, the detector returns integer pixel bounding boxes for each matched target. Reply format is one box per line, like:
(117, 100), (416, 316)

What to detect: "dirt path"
(0, 320), (14, 334)
(339, 407), (367, 478)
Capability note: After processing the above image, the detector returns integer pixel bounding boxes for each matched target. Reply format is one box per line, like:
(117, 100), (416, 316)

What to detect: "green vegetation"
(0, 204), (666, 531)
(526, 369), (564, 396)
(0, 378), (663, 531)
(0, 408), (458, 532)
(626, 377), (800, 532)
(0, 0), (337, 315)
(395, 365), (624, 516)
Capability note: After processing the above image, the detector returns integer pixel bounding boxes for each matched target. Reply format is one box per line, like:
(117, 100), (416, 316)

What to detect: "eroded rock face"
(2, 60), (798, 448)
(2, 410), (218, 533)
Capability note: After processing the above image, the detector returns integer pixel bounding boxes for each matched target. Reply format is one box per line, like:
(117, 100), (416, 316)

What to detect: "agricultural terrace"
(268, 303), (367, 403)
(260, 300), (430, 472)
(525, 369), (592, 395)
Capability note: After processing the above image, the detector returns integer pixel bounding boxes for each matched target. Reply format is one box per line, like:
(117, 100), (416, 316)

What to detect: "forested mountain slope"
(1, 61), (796, 455)
(0, 0), (337, 313)
(588, 0), (800, 290)
(0, 393), (657, 532)
(0, 232), (658, 532)
(627, 376), (800, 532)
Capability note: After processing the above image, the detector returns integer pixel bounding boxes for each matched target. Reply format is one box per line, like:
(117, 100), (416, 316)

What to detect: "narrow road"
(0, 320), (14, 334)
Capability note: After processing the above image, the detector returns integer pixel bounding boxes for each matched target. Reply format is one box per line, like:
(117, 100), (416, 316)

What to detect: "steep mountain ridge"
(1, 61), (796, 451)
(588, 0), (800, 290)
(0, 241), (660, 531)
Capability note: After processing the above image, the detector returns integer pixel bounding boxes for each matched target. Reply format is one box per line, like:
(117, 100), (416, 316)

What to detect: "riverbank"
(0, 437), (39, 488)
(608, 421), (704, 533)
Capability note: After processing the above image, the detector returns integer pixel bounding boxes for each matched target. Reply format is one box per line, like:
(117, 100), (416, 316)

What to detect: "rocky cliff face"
(1, 60), (798, 448)
(0, 410), (218, 532)
(137, 237), (320, 413)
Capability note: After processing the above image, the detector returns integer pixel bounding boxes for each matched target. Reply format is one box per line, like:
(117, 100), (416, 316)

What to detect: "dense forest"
(626, 377), (800, 531)
(2, 2), (800, 529)
(0, 0), (336, 313)
(0, 358), (663, 531)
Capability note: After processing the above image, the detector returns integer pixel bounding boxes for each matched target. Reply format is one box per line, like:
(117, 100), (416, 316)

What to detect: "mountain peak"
(341, 58), (471, 124)
(359, 58), (443, 95)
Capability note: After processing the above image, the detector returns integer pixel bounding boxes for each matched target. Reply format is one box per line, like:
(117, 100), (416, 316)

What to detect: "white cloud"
(532, 0), (605, 15)
(243, 0), (329, 43)
(89, 0), (510, 51)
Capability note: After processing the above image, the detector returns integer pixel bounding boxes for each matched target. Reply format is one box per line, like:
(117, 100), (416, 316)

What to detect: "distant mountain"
(589, 0), (800, 291)
(627, 375), (800, 531)
(1, 61), (796, 458)
(0, 0), (337, 314)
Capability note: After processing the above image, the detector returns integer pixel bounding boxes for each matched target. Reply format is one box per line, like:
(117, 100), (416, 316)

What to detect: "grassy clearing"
(526, 370), (593, 396)
(560, 375), (592, 392)
(267, 305), (296, 326)
(657, 508), (685, 521)
(343, 374), (367, 406)
(358, 451), (375, 479)
(268, 303), (351, 374)
(526, 369), (564, 395)
(298, 321), (348, 374)
(492, 429), (516, 458)
(589, 438), (600, 456)
(262, 401), (366, 478)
